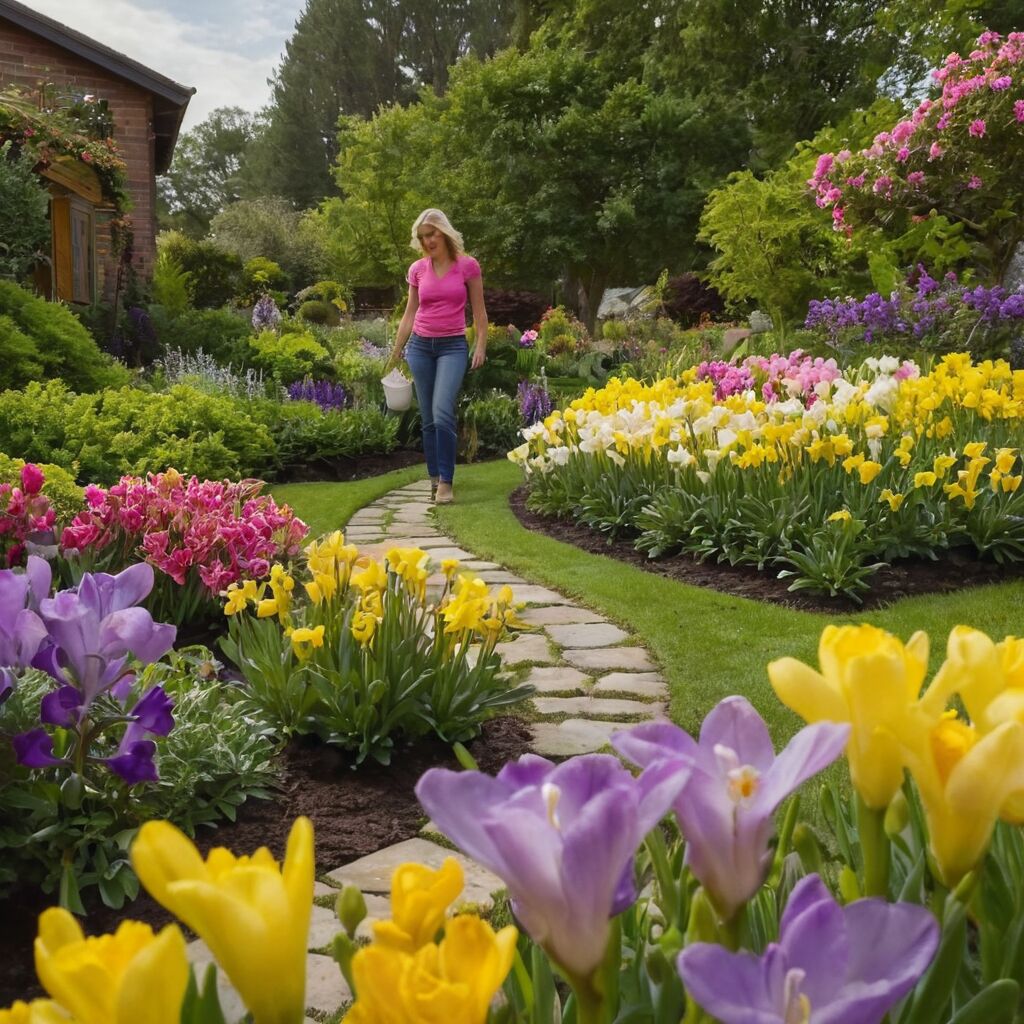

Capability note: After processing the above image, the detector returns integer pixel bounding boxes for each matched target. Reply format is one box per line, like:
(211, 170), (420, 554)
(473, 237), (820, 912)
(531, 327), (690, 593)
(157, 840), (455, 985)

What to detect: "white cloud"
(26, 0), (298, 129)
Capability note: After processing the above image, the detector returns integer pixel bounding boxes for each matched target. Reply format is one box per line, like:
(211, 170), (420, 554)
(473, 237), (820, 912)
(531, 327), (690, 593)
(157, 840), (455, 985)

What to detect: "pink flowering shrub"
(60, 469), (308, 626)
(0, 464), (56, 567)
(695, 351), (840, 404)
(809, 31), (1024, 281)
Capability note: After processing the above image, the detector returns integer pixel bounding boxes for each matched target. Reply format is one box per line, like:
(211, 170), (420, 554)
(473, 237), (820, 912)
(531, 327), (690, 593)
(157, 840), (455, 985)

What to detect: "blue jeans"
(405, 333), (468, 483)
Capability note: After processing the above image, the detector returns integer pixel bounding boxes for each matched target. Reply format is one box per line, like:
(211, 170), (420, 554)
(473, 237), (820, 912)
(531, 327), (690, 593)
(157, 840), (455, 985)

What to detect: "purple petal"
(13, 729), (68, 768)
(40, 685), (84, 727)
(754, 723), (850, 816)
(110, 673), (135, 703)
(699, 696), (775, 771)
(635, 756), (691, 835)
(777, 879), (848, 1009)
(779, 874), (834, 935)
(612, 720), (700, 768)
(78, 563), (155, 616)
(495, 753), (557, 789)
(106, 739), (158, 784)
(99, 609), (176, 666)
(24, 556), (52, 609)
(0, 569), (30, 631)
(131, 686), (175, 736)
(678, 943), (786, 1024)
(0, 668), (14, 704)
(611, 859), (637, 916)
(545, 754), (634, 820)
(12, 609), (47, 664)
(31, 641), (69, 686)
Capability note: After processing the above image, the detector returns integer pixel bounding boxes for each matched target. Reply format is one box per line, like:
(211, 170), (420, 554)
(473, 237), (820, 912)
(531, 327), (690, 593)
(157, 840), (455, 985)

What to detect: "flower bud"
(792, 823), (825, 877)
(335, 885), (367, 938)
(60, 773), (84, 810)
(884, 789), (910, 838)
(838, 865), (861, 904)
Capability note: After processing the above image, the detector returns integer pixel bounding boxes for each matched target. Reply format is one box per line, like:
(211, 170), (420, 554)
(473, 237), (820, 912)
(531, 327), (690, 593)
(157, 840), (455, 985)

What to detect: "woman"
(388, 209), (487, 504)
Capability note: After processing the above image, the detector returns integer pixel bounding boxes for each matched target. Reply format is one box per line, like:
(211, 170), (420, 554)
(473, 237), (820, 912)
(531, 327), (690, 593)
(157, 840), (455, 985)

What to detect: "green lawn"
(273, 460), (1024, 744)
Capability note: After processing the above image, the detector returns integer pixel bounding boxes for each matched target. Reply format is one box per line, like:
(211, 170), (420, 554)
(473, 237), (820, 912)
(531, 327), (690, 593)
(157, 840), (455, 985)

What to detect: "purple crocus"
(0, 556), (51, 703)
(613, 697), (849, 920)
(416, 752), (689, 979)
(678, 874), (939, 1024)
(33, 564), (176, 708)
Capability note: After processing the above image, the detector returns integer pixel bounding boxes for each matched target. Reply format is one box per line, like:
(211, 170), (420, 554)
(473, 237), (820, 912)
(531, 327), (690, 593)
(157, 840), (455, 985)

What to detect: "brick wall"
(0, 18), (158, 296)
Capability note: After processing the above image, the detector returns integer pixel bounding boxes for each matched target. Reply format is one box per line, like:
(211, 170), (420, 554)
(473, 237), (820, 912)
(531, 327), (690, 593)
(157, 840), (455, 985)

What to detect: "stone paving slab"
(374, 522), (439, 537)
(593, 672), (668, 698)
(507, 584), (575, 605)
(517, 605), (607, 626)
(546, 622), (629, 648)
(419, 546), (474, 561)
(462, 559), (500, 570)
(530, 718), (624, 757)
(326, 838), (503, 909)
(523, 665), (591, 694)
(562, 647), (656, 672)
(532, 695), (665, 719)
(495, 632), (557, 666)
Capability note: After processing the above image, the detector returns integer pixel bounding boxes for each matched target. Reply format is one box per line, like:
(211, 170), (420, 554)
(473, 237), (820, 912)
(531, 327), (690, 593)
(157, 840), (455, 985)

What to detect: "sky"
(28, 0), (305, 130)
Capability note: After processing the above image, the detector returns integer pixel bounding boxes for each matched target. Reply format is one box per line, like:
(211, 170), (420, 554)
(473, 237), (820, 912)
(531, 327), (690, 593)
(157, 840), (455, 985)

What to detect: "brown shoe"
(435, 482), (454, 504)
(430, 477), (439, 500)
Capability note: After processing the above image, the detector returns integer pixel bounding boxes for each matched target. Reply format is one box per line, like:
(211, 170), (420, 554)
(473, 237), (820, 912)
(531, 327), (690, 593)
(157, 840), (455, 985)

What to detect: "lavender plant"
(252, 294), (282, 332)
(157, 347), (268, 400)
(517, 378), (554, 425)
(286, 377), (348, 411)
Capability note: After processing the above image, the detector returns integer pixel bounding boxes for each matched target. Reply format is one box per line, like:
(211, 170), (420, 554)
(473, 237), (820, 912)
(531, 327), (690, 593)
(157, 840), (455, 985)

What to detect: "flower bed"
(512, 351), (1024, 600)
(5, 620), (1024, 1024)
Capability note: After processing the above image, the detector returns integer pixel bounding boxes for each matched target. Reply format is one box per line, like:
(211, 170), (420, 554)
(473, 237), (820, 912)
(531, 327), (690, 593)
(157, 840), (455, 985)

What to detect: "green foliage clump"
(149, 307), (252, 364)
(247, 328), (331, 383)
(239, 256), (289, 305)
(0, 379), (276, 484)
(157, 231), (243, 308)
(461, 391), (521, 461)
(151, 251), (194, 316)
(0, 451), (83, 522)
(296, 299), (337, 326)
(0, 281), (129, 392)
(0, 141), (50, 278)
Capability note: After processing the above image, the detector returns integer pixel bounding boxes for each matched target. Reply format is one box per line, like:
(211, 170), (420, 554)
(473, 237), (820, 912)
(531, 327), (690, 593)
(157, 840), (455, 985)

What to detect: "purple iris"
(613, 697), (849, 920)
(12, 729), (67, 768)
(33, 564), (176, 708)
(678, 874), (939, 1024)
(416, 752), (690, 978)
(0, 556), (51, 703)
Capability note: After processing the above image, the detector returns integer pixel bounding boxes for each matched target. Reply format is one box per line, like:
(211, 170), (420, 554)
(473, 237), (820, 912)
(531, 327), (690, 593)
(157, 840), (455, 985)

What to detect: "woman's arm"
(467, 276), (488, 370)
(388, 286), (419, 368)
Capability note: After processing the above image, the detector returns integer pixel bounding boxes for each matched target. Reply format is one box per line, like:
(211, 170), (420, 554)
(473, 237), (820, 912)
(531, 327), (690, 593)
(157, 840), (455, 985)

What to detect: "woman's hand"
(471, 345), (487, 370)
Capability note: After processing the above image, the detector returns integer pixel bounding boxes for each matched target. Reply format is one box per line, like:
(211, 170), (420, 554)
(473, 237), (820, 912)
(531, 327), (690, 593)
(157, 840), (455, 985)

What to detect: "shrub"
(0, 380), (276, 485)
(157, 231), (242, 308)
(296, 299), (338, 326)
(482, 287), (550, 331)
(663, 273), (726, 327)
(294, 279), (351, 312)
(247, 328), (332, 383)
(0, 280), (129, 391)
(151, 250), (193, 316)
(0, 140), (50, 278)
(155, 347), (270, 400)
(239, 256), (290, 305)
(149, 307), (251, 363)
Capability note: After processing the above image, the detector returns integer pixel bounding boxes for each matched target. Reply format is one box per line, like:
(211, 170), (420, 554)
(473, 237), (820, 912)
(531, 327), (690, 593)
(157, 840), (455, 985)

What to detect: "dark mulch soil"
(274, 447), (424, 483)
(0, 716), (532, 1004)
(510, 485), (1024, 613)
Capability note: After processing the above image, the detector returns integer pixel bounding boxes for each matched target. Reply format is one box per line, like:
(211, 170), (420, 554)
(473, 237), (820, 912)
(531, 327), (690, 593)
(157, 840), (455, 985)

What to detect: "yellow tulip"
(347, 915), (517, 1024)
(131, 817), (314, 1024)
(899, 710), (1024, 886)
(768, 624), (929, 809)
(372, 858), (465, 953)
(0, 1001), (67, 1024)
(33, 909), (187, 1024)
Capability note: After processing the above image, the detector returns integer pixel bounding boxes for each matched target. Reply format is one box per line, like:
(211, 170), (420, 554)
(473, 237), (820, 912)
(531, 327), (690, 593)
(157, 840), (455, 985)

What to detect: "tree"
(0, 141), (49, 279)
(245, 0), (515, 209)
(157, 107), (255, 236)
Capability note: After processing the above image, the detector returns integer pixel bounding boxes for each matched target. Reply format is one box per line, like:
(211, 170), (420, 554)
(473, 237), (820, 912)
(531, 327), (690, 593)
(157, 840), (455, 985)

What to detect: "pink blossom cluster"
(695, 360), (756, 400)
(807, 31), (1024, 230)
(745, 351), (841, 403)
(0, 464), (56, 567)
(60, 470), (308, 595)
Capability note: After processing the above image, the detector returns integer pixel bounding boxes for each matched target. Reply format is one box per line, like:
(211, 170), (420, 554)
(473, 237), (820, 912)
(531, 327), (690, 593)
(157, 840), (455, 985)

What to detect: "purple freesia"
(34, 564), (176, 708)
(416, 752), (689, 978)
(13, 729), (68, 768)
(678, 874), (938, 1024)
(0, 556), (52, 702)
(613, 697), (849, 920)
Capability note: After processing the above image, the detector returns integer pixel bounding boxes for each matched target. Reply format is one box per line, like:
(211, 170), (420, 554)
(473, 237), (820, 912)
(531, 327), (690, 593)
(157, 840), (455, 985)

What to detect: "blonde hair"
(410, 209), (465, 259)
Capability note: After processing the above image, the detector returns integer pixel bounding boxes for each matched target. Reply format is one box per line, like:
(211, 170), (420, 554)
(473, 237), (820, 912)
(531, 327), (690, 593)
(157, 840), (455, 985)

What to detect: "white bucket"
(381, 368), (413, 411)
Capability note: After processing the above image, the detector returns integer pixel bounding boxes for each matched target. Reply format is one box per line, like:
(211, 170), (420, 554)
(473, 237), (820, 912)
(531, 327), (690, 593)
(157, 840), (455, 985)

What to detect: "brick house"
(0, 0), (193, 302)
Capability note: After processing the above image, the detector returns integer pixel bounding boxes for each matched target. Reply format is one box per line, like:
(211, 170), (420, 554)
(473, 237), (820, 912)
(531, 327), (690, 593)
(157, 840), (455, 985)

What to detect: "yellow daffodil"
(933, 454), (957, 476)
(33, 909), (187, 1024)
(879, 488), (905, 512)
(914, 471), (937, 488)
(223, 579), (258, 616)
(768, 624), (928, 809)
(442, 577), (490, 635)
(827, 509), (852, 523)
(351, 609), (377, 646)
(360, 589), (384, 618)
(963, 441), (987, 458)
(858, 460), (882, 485)
(372, 858), (465, 953)
(1002, 475), (1022, 493)
(347, 915), (518, 1024)
(290, 625), (325, 661)
(994, 447), (1018, 474)
(256, 598), (279, 619)
(131, 817), (313, 1024)
(352, 559), (387, 593)
(895, 448), (912, 467)
(440, 559), (461, 579)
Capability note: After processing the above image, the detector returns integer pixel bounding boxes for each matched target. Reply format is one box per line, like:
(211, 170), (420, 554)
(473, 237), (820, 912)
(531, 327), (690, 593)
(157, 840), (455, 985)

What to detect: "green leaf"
(947, 980), (1019, 1024)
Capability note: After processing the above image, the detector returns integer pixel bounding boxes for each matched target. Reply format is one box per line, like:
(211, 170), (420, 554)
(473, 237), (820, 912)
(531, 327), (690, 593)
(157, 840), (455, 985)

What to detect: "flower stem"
(856, 794), (890, 898)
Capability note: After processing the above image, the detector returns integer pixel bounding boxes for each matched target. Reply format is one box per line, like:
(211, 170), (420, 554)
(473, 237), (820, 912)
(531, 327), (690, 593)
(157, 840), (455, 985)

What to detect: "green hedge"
(0, 281), (129, 392)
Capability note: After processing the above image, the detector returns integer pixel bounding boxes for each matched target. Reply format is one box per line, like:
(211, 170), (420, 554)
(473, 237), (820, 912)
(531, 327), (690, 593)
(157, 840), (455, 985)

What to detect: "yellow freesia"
(351, 609), (377, 645)
(347, 915), (517, 1024)
(768, 624), (928, 809)
(33, 909), (187, 1024)
(372, 858), (465, 953)
(131, 817), (314, 1024)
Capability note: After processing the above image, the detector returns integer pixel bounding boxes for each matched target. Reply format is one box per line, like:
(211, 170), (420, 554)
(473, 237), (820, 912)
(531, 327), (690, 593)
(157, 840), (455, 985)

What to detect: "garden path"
(196, 478), (670, 1022)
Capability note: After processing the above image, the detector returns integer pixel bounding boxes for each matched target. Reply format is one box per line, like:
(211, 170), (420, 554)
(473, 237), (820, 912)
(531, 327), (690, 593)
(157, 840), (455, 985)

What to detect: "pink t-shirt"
(407, 254), (481, 337)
